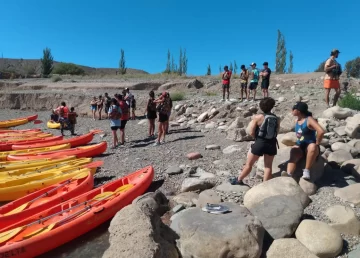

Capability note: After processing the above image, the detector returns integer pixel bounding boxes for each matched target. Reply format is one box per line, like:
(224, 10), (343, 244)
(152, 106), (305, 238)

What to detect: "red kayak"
(0, 166), (154, 258)
(12, 132), (94, 150)
(0, 129), (41, 134)
(24, 115), (38, 122)
(0, 171), (94, 229)
(7, 142), (107, 161)
(0, 136), (63, 152)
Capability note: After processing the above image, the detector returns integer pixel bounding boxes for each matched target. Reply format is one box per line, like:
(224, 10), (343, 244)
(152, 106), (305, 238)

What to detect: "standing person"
(324, 49), (342, 107)
(104, 93), (112, 119)
(248, 63), (259, 102)
(284, 102), (325, 180)
(108, 98), (122, 149)
(153, 92), (170, 146)
(230, 97), (279, 184)
(146, 91), (157, 138)
(55, 102), (69, 136)
(124, 88), (135, 120)
(97, 95), (104, 120)
(68, 107), (78, 136)
(165, 92), (173, 134)
(260, 62), (271, 98)
(221, 65), (232, 101)
(90, 97), (97, 120)
(114, 94), (129, 145)
(240, 65), (249, 101)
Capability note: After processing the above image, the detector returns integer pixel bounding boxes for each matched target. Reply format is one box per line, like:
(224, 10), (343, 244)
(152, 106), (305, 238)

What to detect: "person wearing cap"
(284, 102), (325, 180)
(221, 65), (232, 101)
(239, 65), (249, 101)
(153, 92), (171, 146)
(248, 63), (259, 102)
(260, 62), (271, 98)
(324, 49), (342, 107)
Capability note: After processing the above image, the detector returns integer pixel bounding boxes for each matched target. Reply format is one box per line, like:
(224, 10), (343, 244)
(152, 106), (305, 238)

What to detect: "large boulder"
(345, 115), (360, 139)
(281, 132), (297, 146)
(322, 106), (353, 119)
(197, 112), (209, 123)
(103, 194), (179, 258)
(186, 79), (204, 89)
(331, 142), (358, 157)
(266, 239), (318, 258)
(180, 178), (215, 192)
(325, 205), (360, 235)
(196, 189), (222, 208)
(172, 192), (199, 207)
(248, 195), (303, 239)
(243, 177), (310, 210)
(334, 184), (360, 207)
(280, 112), (295, 133)
(328, 150), (353, 164)
(226, 128), (253, 142)
(295, 220), (343, 258)
(226, 117), (245, 130)
(299, 178), (317, 196)
(171, 203), (264, 258)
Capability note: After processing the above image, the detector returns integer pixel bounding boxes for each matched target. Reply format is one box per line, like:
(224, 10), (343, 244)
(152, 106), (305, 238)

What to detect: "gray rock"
(217, 125), (228, 131)
(190, 167), (216, 180)
(328, 150), (353, 164)
(185, 107), (194, 115)
(196, 189), (222, 208)
(166, 166), (183, 175)
(216, 170), (231, 176)
(181, 178), (215, 192)
(280, 112), (296, 133)
(172, 204), (185, 213)
(222, 145), (242, 154)
(299, 178), (317, 196)
(349, 245), (360, 258)
(197, 111), (208, 122)
(226, 117), (245, 130)
(174, 104), (183, 111)
(249, 195), (303, 239)
(205, 144), (220, 150)
(281, 132), (297, 146)
(331, 142), (358, 156)
(172, 192), (199, 207)
(325, 205), (360, 235)
(204, 122), (217, 129)
(334, 184), (360, 207)
(226, 127), (253, 142)
(170, 203), (264, 258)
(216, 182), (250, 193)
(323, 106), (353, 119)
(132, 191), (169, 216)
(333, 126), (347, 136)
(267, 239), (318, 258)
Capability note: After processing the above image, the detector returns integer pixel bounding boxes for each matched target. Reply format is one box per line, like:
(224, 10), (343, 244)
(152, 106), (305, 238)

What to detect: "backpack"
(109, 105), (122, 119)
(257, 114), (278, 140)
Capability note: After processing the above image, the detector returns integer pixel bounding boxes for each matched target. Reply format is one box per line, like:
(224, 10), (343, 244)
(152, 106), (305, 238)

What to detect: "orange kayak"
(0, 136), (63, 152)
(0, 166), (154, 257)
(7, 142), (107, 161)
(0, 171), (94, 228)
(12, 132), (94, 150)
(0, 134), (52, 143)
(0, 115), (38, 129)
(0, 129), (41, 134)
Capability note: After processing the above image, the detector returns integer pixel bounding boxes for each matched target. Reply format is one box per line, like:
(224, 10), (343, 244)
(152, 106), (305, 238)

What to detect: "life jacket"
(257, 113), (278, 140)
(109, 105), (122, 120)
(119, 100), (129, 115)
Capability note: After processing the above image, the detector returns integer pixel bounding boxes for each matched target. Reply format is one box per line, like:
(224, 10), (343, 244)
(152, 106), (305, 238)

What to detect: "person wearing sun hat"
(324, 49), (342, 107)
(284, 102), (325, 180)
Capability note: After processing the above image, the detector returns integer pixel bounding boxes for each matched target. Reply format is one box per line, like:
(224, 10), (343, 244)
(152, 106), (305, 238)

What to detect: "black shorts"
(249, 82), (258, 90)
(261, 80), (270, 89)
(120, 120), (128, 129)
(251, 139), (277, 156)
(159, 113), (168, 123)
(297, 142), (320, 156)
(111, 126), (120, 131)
(222, 84), (230, 89)
(147, 111), (157, 120)
(241, 83), (247, 89)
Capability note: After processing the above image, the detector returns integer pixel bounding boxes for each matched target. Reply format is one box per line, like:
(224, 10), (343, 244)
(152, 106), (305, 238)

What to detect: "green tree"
(119, 49), (126, 75)
(229, 62), (233, 72)
(206, 64), (211, 75)
(178, 48), (183, 75)
(41, 47), (53, 77)
(288, 51), (294, 74)
(314, 60), (326, 72)
(182, 48), (188, 75)
(275, 30), (287, 74)
(171, 55), (175, 73)
(233, 61), (238, 74)
(345, 57), (360, 78)
(53, 63), (85, 75)
(165, 49), (171, 74)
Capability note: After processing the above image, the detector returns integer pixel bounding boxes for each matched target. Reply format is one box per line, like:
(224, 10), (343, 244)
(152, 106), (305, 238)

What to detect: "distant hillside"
(0, 58), (148, 76)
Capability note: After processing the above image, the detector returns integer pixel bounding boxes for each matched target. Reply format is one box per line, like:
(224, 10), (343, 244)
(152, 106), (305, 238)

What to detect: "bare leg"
(148, 119), (152, 136)
(227, 88), (230, 100)
(120, 129), (125, 144)
(92, 110), (96, 120)
(262, 89), (266, 98)
(305, 144), (319, 170)
(238, 152), (260, 181)
(333, 87), (341, 106)
(265, 89), (269, 98)
(324, 88), (331, 107)
(222, 88), (225, 100)
(151, 119), (155, 135)
(240, 88), (243, 100)
(156, 122), (163, 143)
(112, 130), (118, 148)
(263, 154), (275, 181)
(253, 88), (257, 101)
(286, 146), (303, 175)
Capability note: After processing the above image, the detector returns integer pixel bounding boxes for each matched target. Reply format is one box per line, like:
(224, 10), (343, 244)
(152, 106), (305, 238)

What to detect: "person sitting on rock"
(230, 97), (279, 185)
(284, 102), (325, 180)
(50, 109), (59, 122)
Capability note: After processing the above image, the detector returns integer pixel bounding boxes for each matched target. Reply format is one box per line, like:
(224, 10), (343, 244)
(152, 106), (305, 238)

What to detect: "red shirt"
(55, 106), (69, 118)
(119, 101), (129, 121)
(222, 70), (232, 85)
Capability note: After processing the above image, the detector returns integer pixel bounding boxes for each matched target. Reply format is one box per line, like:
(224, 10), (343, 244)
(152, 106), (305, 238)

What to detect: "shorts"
(120, 120), (127, 129)
(222, 84), (230, 89)
(251, 139), (277, 156)
(111, 126), (120, 131)
(261, 80), (270, 89)
(105, 105), (110, 114)
(249, 82), (258, 90)
(297, 142), (320, 156)
(324, 79), (340, 89)
(91, 105), (97, 111)
(159, 113), (168, 123)
(241, 83), (247, 89)
(147, 111), (157, 120)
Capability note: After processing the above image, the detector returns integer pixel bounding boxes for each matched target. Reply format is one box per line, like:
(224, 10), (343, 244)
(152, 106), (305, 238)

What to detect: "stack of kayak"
(0, 115), (38, 129)
(0, 126), (154, 257)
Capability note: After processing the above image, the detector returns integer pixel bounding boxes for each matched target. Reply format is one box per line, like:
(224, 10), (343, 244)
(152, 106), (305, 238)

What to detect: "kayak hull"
(47, 121), (60, 129)
(0, 136), (63, 151)
(0, 115), (38, 128)
(0, 171), (94, 229)
(0, 166), (154, 258)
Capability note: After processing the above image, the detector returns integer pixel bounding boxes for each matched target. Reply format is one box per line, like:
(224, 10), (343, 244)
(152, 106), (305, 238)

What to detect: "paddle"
(3, 172), (90, 216)
(0, 184), (134, 243)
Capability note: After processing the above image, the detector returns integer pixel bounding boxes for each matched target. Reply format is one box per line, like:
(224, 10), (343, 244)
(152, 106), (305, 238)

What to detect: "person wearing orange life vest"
(55, 102), (70, 136)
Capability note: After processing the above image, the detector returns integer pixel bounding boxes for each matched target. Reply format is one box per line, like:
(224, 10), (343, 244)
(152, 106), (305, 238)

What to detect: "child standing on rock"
(230, 97), (279, 185)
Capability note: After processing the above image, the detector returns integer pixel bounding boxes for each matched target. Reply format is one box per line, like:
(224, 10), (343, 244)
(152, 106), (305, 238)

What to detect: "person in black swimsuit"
(146, 91), (157, 137)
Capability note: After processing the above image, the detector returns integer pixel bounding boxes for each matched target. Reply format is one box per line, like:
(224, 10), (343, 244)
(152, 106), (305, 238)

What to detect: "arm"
(249, 115), (261, 137)
(307, 117), (325, 145)
(324, 59), (336, 72)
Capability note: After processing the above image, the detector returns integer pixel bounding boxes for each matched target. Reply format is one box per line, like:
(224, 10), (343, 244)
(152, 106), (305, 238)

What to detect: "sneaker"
(302, 170), (311, 180)
(153, 141), (161, 146)
(281, 171), (292, 177)
(229, 177), (245, 185)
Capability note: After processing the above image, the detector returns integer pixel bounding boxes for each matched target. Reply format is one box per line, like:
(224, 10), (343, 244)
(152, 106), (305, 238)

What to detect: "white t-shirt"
(126, 92), (134, 106)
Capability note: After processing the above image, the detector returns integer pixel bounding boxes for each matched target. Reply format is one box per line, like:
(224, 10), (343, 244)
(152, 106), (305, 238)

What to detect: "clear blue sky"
(1, 0), (358, 75)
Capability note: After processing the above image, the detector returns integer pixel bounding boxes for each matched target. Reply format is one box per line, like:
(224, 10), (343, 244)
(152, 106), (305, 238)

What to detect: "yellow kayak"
(47, 121), (61, 129)
(0, 156), (75, 172)
(0, 143), (71, 161)
(0, 167), (97, 201)
(0, 158), (93, 179)
(0, 118), (28, 129)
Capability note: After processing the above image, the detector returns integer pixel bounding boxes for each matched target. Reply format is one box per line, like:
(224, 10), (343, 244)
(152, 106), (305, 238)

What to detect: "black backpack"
(257, 113), (278, 140)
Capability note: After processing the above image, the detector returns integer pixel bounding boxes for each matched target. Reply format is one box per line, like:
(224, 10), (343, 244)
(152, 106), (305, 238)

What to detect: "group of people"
(50, 102), (78, 136)
(221, 62), (271, 102)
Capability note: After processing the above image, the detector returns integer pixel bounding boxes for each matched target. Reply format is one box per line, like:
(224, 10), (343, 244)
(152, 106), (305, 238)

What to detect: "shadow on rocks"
(171, 135), (204, 143)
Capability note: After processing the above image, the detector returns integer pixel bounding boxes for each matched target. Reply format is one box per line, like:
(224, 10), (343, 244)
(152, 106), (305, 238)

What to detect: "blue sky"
(1, 0), (358, 75)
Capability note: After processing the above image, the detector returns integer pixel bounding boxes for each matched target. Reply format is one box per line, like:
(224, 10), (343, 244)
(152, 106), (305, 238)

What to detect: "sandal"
(229, 177), (245, 186)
